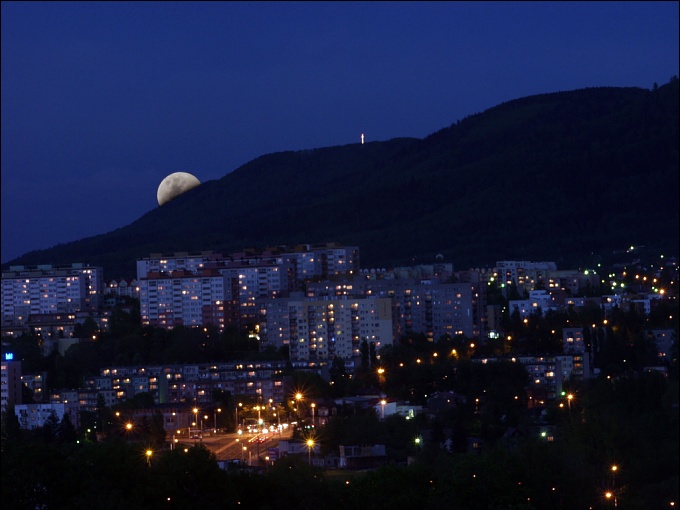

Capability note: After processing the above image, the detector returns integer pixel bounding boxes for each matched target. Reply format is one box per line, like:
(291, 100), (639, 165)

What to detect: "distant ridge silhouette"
(5, 79), (678, 279)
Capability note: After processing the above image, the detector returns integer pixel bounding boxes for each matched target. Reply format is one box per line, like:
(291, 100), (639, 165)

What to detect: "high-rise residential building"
(136, 251), (221, 279)
(563, 327), (586, 354)
(259, 295), (394, 361)
(1, 356), (22, 409)
(137, 262), (295, 331)
(306, 277), (480, 340)
(496, 261), (557, 288)
(14, 402), (81, 430)
(138, 268), (228, 330)
(137, 244), (359, 332)
(1, 263), (103, 336)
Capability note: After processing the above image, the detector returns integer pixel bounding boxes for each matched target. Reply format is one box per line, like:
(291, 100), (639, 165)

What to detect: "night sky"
(2, 1), (678, 264)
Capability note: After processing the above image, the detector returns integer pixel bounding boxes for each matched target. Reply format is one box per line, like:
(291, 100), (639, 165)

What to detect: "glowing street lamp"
(380, 399), (386, 420)
(236, 402), (243, 430)
(213, 408), (221, 433)
(611, 464), (618, 489)
(306, 438), (315, 465)
(295, 392), (303, 419)
(145, 449), (153, 466)
(604, 490), (618, 507)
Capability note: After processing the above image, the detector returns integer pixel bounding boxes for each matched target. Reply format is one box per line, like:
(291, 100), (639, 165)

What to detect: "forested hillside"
(5, 79), (678, 279)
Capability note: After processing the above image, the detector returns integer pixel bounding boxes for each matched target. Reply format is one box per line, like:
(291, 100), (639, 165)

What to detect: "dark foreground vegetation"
(1, 364), (678, 510)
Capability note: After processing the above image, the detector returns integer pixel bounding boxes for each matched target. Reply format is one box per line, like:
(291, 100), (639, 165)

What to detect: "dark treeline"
(1, 367), (677, 509)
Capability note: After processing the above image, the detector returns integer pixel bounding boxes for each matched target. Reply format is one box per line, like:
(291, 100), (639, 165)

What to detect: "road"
(178, 429), (293, 464)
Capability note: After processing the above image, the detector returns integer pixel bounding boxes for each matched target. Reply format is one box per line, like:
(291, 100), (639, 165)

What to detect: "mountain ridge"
(5, 80), (678, 279)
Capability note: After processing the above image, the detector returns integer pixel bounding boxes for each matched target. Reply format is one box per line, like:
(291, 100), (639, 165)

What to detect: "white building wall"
(15, 402), (81, 430)
(509, 290), (558, 318)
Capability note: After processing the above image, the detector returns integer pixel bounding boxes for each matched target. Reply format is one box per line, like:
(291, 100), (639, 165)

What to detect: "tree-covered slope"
(5, 79), (678, 278)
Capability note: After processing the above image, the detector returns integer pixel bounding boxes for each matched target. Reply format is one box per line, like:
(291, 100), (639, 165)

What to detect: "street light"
(310, 403), (316, 427)
(306, 438), (315, 465)
(604, 490), (618, 507)
(236, 402), (243, 431)
(145, 449), (153, 466)
(295, 392), (303, 420)
(214, 408), (221, 433)
(611, 465), (619, 493)
(192, 407), (199, 434)
(380, 399), (386, 420)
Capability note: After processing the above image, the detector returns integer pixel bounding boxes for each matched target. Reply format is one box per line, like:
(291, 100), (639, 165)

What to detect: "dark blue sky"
(2, 1), (678, 264)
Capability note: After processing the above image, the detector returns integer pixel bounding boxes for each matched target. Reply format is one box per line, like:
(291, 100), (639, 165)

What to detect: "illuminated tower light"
(361, 133), (365, 144)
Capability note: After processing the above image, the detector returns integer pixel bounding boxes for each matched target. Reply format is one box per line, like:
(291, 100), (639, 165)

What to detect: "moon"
(157, 172), (201, 206)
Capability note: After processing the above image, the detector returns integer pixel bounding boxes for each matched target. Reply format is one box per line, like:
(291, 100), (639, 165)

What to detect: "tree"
(74, 316), (99, 339)
(58, 413), (78, 443)
(369, 341), (378, 367)
(360, 339), (369, 368)
(1, 403), (22, 443)
(329, 356), (349, 397)
(42, 411), (60, 443)
(149, 411), (167, 446)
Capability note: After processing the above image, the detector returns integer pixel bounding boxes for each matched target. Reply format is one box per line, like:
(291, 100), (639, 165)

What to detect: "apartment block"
(496, 261), (557, 287)
(306, 277), (479, 340)
(474, 352), (592, 401)
(508, 290), (559, 318)
(136, 244), (358, 332)
(15, 402), (81, 430)
(78, 360), (335, 407)
(259, 295), (394, 361)
(1, 263), (103, 336)
(1, 357), (22, 408)
(563, 328), (586, 354)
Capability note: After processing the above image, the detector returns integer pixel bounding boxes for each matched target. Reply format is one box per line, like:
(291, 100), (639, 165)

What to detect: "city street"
(179, 428), (293, 464)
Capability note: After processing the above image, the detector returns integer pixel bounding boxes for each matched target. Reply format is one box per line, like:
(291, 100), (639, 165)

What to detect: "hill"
(4, 79), (678, 279)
